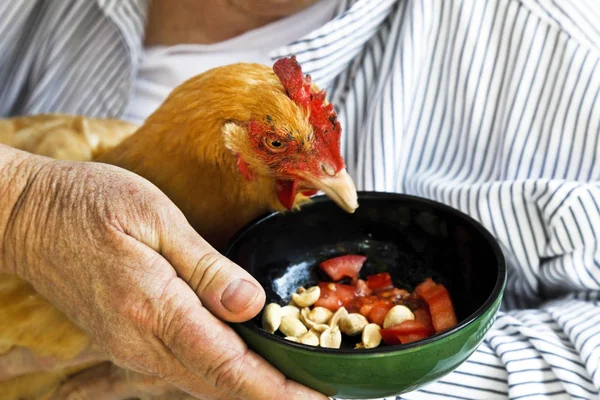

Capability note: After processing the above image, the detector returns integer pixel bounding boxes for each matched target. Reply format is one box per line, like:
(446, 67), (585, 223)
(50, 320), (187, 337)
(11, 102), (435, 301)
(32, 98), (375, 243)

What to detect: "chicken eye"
(265, 137), (286, 152)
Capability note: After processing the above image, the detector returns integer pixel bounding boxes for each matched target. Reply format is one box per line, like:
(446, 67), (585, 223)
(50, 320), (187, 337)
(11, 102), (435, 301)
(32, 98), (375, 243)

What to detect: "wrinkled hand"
(3, 154), (326, 400)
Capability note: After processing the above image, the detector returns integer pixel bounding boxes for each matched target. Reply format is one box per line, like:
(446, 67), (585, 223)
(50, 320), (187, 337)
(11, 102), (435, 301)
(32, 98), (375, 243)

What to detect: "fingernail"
(221, 279), (260, 313)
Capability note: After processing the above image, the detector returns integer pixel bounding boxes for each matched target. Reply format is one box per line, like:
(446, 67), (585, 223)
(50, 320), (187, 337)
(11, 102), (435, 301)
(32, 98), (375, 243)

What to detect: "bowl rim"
(224, 191), (507, 355)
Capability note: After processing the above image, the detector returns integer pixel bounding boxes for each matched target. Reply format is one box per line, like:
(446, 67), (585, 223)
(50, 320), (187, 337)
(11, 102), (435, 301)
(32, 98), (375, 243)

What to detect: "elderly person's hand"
(0, 146), (325, 400)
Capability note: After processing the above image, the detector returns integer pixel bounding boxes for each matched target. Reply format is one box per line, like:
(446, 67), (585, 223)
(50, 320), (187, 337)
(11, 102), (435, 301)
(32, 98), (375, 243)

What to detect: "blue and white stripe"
(1, 0), (599, 398)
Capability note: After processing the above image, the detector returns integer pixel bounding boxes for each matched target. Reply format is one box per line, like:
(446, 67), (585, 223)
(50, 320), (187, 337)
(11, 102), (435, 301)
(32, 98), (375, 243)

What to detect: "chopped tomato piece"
(368, 301), (394, 326)
(413, 307), (435, 335)
(314, 282), (357, 311)
(415, 277), (437, 298)
(347, 294), (378, 314)
(382, 319), (430, 335)
(366, 272), (394, 291)
(313, 292), (342, 311)
(363, 295), (380, 304)
(396, 332), (429, 344)
(319, 255), (367, 282)
(417, 283), (457, 333)
(379, 328), (402, 346)
(380, 320), (430, 345)
(355, 279), (372, 296)
(359, 303), (374, 318)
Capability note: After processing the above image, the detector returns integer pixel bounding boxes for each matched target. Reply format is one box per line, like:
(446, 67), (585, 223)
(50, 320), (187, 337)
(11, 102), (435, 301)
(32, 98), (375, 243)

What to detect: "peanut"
(291, 286), (321, 307)
(329, 306), (348, 328)
(383, 305), (415, 329)
(280, 316), (308, 338)
(309, 307), (333, 324)
(362, 323), (382, 348)
(262, 303), (281, 333)
(310, 324), (330, 334)
(320, 327), (342, 349)
(340, 313), (369, 336)
(300, 307), (317, 329)
(280, 305), (300, 319)
(299, 331), (320, 346)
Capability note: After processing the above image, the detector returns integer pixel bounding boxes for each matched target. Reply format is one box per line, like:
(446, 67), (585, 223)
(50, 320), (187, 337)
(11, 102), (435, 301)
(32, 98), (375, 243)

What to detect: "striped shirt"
(2, 0), (600, 398)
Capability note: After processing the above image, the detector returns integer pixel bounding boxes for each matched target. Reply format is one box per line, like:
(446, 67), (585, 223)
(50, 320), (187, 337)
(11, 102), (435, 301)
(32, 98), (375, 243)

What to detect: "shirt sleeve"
(0, 0), (144, 118)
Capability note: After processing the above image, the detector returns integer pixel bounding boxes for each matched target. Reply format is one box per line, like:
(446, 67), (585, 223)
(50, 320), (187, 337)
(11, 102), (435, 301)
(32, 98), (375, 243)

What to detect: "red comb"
(273, 56), (344, 172)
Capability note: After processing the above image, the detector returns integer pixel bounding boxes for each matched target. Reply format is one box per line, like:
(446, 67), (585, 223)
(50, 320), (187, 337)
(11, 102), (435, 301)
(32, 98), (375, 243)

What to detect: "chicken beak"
(300, 168), (359, 213)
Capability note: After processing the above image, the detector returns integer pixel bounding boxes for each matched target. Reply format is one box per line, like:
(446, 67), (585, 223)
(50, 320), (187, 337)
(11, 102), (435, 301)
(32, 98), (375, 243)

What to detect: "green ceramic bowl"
(224, 192), (506, 399)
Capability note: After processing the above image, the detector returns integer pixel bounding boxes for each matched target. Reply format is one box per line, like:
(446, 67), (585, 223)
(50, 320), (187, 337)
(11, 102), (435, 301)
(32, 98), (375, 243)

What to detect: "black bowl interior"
(225, 192), (505, 350)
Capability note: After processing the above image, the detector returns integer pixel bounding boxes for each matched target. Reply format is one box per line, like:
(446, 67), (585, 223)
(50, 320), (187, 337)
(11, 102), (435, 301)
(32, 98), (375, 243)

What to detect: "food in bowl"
(260, 253), (458, 349)
(224, 192), (506, 399)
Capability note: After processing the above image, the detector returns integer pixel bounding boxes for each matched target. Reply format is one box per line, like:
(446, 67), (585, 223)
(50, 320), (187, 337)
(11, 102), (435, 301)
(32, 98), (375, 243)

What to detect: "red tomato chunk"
(366, 272), (394, 291)
(413, 307), (435, 335)
(312, 254), (458, 347)
(421, 286), (457, 333)
(314, 282), (357, 311)
(368, 302), (394, 326)
(380, 320), (430, 345)
(319, 254), (367, 281)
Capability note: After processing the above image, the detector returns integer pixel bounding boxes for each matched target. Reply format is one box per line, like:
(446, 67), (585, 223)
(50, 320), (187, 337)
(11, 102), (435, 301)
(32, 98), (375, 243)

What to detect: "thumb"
(159, 215), (266, 323)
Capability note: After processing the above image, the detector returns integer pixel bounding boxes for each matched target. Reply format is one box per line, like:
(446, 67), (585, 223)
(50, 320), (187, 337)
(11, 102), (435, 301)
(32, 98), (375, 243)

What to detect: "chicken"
(0, 56), (358, 399)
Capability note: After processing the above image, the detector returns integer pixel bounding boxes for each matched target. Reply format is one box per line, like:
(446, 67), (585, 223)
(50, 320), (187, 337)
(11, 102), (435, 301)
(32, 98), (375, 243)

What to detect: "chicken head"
(222, 56), (359, 213)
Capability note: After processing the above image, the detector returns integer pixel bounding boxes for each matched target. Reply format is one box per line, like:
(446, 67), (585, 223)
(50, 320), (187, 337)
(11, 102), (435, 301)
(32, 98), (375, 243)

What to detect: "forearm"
(0, 144), (48, 274)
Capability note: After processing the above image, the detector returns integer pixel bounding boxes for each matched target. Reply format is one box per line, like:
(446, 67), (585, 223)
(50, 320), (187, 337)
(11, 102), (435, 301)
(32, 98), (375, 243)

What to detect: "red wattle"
(275, 179), (298, 209)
